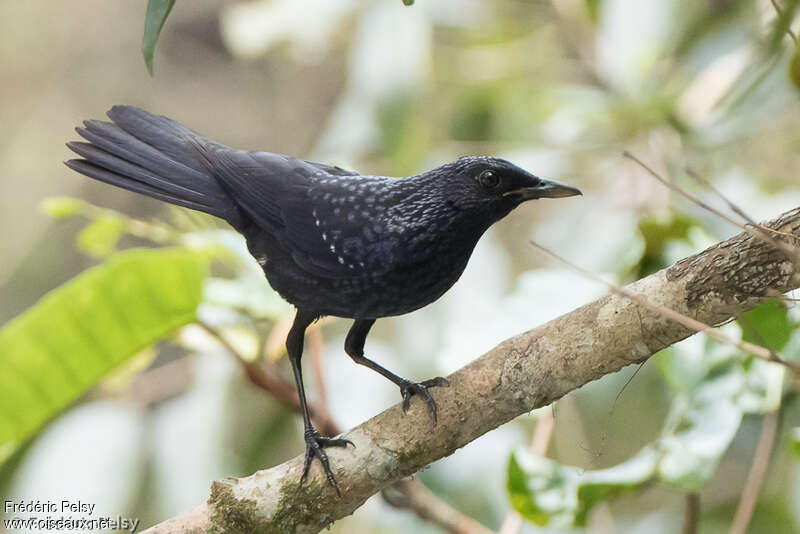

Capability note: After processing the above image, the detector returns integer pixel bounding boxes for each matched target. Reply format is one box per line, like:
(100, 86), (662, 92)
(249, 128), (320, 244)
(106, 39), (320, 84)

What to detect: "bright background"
(2, 1), (800, 532)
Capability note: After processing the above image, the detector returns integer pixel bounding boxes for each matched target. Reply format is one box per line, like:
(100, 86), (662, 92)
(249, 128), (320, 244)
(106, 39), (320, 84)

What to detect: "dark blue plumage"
(65, 106), (581, 492)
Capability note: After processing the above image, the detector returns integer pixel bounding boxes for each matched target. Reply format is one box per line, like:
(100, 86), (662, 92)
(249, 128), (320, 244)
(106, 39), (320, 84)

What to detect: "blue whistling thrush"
(65, 106), (581, 492)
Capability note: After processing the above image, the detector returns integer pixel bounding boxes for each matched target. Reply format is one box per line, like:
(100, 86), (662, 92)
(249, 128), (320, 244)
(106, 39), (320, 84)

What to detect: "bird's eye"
(477, 170), (500, 189)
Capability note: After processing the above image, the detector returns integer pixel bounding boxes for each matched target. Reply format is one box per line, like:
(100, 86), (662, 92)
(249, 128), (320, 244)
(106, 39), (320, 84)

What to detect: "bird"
(65, 105), (582, 492)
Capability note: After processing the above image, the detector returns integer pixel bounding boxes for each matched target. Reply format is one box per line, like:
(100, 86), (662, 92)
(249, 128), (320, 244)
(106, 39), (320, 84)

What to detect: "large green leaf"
(142, 0), (176, 76)
(0, 248), (208, 463)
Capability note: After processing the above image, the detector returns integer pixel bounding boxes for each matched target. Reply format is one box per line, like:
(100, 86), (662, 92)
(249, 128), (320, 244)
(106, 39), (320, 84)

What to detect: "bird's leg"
(287, 310), (353, 494)
(345, 319), (449, 424)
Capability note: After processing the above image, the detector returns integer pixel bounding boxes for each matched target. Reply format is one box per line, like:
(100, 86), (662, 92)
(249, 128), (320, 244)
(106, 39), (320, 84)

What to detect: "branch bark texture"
(144, 207), (800, 534)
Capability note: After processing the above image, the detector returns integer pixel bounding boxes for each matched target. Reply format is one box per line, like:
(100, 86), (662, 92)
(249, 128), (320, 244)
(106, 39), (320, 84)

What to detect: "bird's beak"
(503, 178), (582, 200)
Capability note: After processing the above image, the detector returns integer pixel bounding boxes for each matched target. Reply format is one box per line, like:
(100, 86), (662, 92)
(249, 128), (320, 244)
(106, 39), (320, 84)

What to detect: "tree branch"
(143, 206), (800, 534)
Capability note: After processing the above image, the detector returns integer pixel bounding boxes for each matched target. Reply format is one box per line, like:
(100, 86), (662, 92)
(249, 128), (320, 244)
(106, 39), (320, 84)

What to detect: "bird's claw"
(400, 377), (450, 424)
(300, 428), (354, 495)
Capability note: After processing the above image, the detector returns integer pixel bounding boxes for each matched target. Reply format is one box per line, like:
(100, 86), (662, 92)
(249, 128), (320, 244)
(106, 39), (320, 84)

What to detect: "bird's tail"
(65, 106), (238, 223)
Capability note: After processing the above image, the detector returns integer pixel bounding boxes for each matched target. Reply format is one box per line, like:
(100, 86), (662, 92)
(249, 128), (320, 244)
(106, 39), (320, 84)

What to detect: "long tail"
(65, 106), (239, 224)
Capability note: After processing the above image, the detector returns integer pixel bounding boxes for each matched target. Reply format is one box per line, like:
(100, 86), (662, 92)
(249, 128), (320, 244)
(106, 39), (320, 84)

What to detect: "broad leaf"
(0, 248), (208, 463)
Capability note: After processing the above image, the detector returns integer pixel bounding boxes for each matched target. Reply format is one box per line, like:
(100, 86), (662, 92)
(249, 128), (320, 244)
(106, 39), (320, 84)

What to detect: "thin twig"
(623, 152), (748, 230)
(729, 411), (780, 534)
(529, 241), (800, 373)
(682, 493), (701, 534)
(530, 409), (555, 456)
(684, 168), (796, 239)
(770, 0), (798, 44)
(386, 480), (496, 534)
(683, 168), (800, 268)
(624, 152), (800, 271)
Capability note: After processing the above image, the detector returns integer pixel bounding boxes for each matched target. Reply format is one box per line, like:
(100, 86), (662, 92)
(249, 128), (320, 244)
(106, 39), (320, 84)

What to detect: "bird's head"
(434, 156), (581, 219)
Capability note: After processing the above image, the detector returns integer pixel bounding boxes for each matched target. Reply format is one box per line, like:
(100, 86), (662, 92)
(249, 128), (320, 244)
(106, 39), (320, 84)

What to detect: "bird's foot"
(400, 377), (450, 424)
(300, 428), (354, 495)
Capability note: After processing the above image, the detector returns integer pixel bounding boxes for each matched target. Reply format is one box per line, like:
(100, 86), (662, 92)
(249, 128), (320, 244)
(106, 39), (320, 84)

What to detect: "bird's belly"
(265, 255), (470, 319)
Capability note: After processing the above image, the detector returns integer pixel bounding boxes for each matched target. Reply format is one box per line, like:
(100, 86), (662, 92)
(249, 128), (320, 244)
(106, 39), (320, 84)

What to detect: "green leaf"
(739, 299), (794, 352)
(77, 215), (127, 258)
(40, 197), (83, 219)
(402, 0), (415, 5)
(142, 0), (176, 76)
(508, 447), (657, 527)
(0, 248), (208, 463)
(636, 212), (700, 277)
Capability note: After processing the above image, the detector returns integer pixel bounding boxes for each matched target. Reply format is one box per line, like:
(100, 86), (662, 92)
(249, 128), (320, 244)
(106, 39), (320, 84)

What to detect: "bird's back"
(66, 106), (488, 319)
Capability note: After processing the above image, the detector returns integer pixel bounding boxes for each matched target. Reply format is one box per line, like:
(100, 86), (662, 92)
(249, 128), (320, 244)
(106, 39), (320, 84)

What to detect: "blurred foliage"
(0, 247), (208, 463)
(509, 447), (656, 526)
(509, 299), (793, 526)
(4, 0), (800, 532)
(793, 427), (800, 458)
(636, 212), (700, 277)
(77, 215), (126, 258)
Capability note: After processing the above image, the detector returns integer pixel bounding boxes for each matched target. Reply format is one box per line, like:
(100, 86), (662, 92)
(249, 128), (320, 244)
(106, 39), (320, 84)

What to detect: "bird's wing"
(196, 146), (394, 278)
(302, 160), (360, 177)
